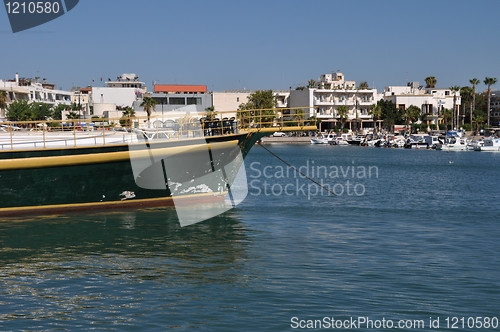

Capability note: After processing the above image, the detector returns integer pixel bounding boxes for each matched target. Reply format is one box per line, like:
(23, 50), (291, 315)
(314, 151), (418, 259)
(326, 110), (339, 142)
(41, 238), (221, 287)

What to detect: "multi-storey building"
(289, 72), (380, 132)
(0, 73), (73, 119)
(488, 90), (500, 127)
(383, 82), (461, 128)
(135, 83), (212, 118)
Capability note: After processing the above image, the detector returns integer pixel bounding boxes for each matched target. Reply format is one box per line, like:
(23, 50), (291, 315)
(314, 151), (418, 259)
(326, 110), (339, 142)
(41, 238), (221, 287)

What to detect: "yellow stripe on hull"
(0, 140), (239, 171)
(0, 192), (227, 218)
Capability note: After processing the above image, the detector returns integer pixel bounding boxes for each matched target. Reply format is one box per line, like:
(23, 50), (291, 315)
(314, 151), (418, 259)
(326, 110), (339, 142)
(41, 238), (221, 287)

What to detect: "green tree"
(204, 106), (217, 120)
(484, 77), (497, 126)
(369, 103), (382, 132)
(31, 102), (52, 121)
(336, 105), (349, 132)
(425, 76), (437, 88)
(52, 104), (68, 121)
(449, 85), (461, 129)
(377, 99), (401, 131)
(0, 91), (7, 116)
(5, 100), (30, 121)
(294, 108), (305, 126)
(120, 107), (136, 127)
(237, 90), (277, 127)
(403, 105), (421, 133)
(66, 111), (80, 127)
(469, 78), (481, 123)
(441, 108), (453, 130)
(358, 81), (369, 90)
(140, 95), (157, 124)
(307, 79), (316, 88)
(460, 86), (474, 126)
(473, 113), (486, 134)
(70, 101), (82, 113)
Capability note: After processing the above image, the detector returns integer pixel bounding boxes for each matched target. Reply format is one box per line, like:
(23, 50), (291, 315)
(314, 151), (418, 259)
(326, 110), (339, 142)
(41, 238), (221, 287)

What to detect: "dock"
(260, 136), (312, 143)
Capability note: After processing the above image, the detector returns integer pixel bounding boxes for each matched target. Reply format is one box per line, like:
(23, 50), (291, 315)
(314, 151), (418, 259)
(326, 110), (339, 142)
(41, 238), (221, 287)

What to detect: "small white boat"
(310, 132), (336, 144)
(474, 137), (500, 152)
(404, 135), (429, 149)
(436, 137), (470, 151)
(467, 139), (484, 151)
(391, 137), (406, 148)
(310, 137), (328, 144)
(330, 137), (349, 145)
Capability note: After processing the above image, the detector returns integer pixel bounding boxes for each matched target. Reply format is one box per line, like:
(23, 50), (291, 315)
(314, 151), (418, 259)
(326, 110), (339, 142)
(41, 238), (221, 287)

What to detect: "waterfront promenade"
(260, 136), (311, 143)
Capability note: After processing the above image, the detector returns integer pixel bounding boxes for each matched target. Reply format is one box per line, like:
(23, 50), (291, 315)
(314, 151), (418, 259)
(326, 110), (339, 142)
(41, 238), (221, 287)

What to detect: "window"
(153, 97), (168, 105)
(237, 97), (239, 102)
(187, 97), (202, 105)
(169, 97), (185, 105)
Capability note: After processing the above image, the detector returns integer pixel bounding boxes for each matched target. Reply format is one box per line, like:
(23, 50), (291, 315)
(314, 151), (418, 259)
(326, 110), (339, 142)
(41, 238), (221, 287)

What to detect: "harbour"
(3, 1), (500, 330)
(1, 144), (499, 330)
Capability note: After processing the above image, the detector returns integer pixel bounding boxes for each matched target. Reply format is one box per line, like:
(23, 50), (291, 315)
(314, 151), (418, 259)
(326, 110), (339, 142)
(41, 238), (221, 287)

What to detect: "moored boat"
(330, 136), (349, 146)
(310, 131), (335, 144)
(0, 108), (315, 225)
(404, 134), (430, 149)
(473, 137), (500, 152)
(435, 131), (470, 151)
(346, 135), (365, 145)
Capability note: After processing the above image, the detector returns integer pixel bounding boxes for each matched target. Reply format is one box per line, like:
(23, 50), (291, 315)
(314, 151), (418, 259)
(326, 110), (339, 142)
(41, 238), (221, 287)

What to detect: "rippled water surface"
(1, 145), (499, 331)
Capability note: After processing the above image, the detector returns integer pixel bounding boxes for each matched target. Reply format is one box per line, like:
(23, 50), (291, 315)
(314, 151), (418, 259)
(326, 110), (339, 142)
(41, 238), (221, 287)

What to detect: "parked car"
(272, 131), (286, 137)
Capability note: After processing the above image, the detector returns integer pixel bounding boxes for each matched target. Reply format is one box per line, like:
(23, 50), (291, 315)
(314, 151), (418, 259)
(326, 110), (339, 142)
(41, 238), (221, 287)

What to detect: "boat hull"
(474, 138), (500, 152)
(0, 132), (264, 216)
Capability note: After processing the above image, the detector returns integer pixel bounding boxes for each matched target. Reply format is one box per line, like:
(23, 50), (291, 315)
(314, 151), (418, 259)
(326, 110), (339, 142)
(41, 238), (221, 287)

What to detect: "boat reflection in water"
(0, 208), (251, 284)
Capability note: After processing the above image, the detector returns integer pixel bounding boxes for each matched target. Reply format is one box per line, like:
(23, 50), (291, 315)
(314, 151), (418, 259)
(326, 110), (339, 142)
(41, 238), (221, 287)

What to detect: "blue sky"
(1, 0), (499, 93)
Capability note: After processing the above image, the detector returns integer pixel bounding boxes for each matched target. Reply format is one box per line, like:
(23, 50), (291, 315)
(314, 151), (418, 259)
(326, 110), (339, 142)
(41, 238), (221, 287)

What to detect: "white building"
(382, 82), (461, 128)
(91, 73), (148, 117)
(0, 73), (73, 119)
(289, 72), (380, 132)
(212, 90), (290, 120)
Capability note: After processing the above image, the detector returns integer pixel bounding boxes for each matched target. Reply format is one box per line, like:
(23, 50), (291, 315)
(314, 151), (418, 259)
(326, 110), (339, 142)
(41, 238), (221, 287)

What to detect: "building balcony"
(314, 99), (333, 106)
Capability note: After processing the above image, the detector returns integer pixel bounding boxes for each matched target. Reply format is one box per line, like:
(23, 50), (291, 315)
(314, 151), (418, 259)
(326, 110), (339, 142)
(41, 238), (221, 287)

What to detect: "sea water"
(0, 145), (499, 331)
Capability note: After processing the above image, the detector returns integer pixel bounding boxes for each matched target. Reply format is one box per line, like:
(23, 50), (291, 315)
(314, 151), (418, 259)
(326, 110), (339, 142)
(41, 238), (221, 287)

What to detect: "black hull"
(0, 132), (266, 216)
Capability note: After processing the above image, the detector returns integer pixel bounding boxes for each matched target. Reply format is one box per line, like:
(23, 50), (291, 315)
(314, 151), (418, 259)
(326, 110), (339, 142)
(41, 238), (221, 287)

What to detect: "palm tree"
(460, 86), (473, 127)
(307, 79), (316, 89)
(449, 86), (461, 129)
(484, 77), (497, 126)
(140, 96), (157, 125)
(470, 78), (481, 122)
(204, 106), (217, 120)
(294, 108), (305, 127)
(425, 76), (437, 88)
(403, 105), (421, 133)
(0, 91), (7, 118)
(358, 81), (369, 90)
(473, 114), (486, 135)
(336, 105), (349, 132)
(369, 103), (382, 133)
(120, 107), (136, 128)
(66, 111), (80, 128)
(441, 108), (453, 130)
(122, 107), (136, 117)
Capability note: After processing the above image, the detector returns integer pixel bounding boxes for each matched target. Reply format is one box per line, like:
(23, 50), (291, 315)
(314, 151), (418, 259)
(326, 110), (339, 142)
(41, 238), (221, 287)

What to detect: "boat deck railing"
(0, 107), (317, 150)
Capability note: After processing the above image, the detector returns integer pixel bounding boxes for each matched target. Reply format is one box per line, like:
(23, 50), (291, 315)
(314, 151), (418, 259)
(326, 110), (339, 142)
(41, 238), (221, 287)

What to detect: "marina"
(0, 144), (499, 330)
(2, 1), (500, 331)
(263, 129), (500, 152)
